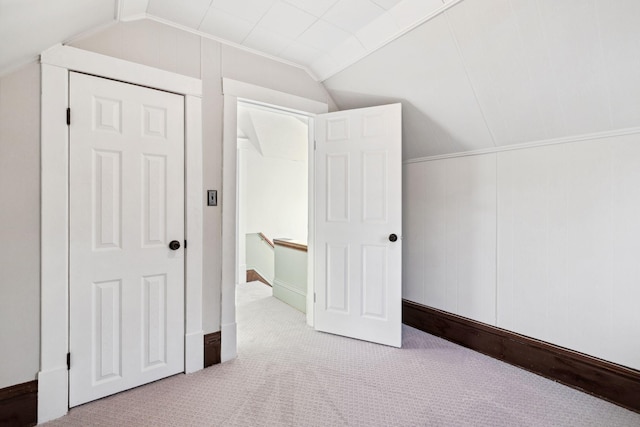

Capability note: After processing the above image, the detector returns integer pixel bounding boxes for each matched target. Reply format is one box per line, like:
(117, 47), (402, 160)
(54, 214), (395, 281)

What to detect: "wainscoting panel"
(402, 154), (497, 326)
(497, 137), (640, 370)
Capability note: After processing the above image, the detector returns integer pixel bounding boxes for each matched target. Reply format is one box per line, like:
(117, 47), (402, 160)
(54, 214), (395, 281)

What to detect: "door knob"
(169, 240), (181, 250)
(389, 234), (398, 242)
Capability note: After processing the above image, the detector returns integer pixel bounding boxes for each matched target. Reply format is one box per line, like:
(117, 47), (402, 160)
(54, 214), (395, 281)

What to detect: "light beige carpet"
(46, 281), (640, 426)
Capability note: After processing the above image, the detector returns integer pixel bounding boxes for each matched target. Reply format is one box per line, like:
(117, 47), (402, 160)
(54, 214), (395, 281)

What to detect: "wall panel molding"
(402, 155), (497, 325)
(404, 136), (640, 370)
(404, 126), (640, 164)
(403, 300), (640, 414)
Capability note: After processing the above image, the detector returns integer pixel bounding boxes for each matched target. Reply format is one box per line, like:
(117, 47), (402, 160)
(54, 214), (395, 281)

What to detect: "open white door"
(314, 103), (402, 347)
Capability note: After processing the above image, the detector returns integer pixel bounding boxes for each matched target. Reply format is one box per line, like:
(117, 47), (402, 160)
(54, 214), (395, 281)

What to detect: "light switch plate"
(207, 190), (217, 206)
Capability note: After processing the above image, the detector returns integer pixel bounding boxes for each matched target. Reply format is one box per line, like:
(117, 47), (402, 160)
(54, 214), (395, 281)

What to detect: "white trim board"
(404, 126), (640, 164)
(41, 44), (202, 96)
(220, 82), (327, 362)
(39, 45), (204, 423)
(305, 119), (316, 326)
(273, 279), (306, 297)
(222, 78), (328, 114)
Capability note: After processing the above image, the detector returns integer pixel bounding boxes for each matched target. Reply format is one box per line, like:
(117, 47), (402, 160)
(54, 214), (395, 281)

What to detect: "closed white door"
(69, 72), (185, 406)
(314, 103), (402, 347)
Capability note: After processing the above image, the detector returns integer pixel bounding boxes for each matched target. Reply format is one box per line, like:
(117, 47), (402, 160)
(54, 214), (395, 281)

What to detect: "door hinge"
(67, 352), (70, 370)
(66, 108), (70, 126)
(184, 240), (187, 249)
(314, 293), (316, 303)
(314, 140), (317, 150)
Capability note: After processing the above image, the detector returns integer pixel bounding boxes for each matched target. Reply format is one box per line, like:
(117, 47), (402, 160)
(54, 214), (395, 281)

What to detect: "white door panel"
(69, 72), (185, 406)
(314, 104), (402, 348)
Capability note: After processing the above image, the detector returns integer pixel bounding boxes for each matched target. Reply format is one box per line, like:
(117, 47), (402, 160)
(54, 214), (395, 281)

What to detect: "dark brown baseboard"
(204, 331), (221, 368)
(0, 380), (37, 427)
(246, 269), (270, 287)
(402, 299), (640, 414)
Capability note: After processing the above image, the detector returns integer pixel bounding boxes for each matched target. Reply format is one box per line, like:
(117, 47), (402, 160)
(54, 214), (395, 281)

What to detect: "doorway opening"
(236, 100), (311, 314)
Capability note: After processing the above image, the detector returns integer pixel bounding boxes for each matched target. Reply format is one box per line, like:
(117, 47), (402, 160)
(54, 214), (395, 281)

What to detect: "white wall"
(0, 18), (333, 390)
(243, 149), (308, 243)
(273, 244), (307, 313)
(71, 19), (330, 335)
(497, 136), (640, 370)
(245, 233), (275, 285)
(403, 134), (640, 371)
(0, 63), (41, 388)
(237, 103), (309, 247)
(403, 154), (497, 325)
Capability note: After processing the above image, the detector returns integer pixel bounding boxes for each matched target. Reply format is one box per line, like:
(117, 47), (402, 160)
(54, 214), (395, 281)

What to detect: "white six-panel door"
(314, 103), (402, 348)
(69, 72), (185, 406)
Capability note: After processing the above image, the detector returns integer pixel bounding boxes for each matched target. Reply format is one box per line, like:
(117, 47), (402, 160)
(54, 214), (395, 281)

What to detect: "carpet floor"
(45, 281), (640, 426)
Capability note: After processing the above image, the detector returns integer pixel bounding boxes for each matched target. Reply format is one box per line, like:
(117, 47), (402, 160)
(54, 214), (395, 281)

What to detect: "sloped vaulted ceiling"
(2, 0), (640, 162)
(0, 0), (452, 79)
(0, 0), (117, 73)
(237, 103), (309, 162)
(324, 0), (640, 160)
(141, 0), (451, 80)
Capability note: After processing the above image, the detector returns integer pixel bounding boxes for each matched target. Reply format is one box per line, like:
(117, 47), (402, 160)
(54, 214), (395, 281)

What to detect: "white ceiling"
(0, 0), (454, 79)
(0, 0), (117, 74)
(3, 0), (640, 163)
(130, 0), (454, 80)
(238, 103), (309, 162)
(324, 0), (640, 160)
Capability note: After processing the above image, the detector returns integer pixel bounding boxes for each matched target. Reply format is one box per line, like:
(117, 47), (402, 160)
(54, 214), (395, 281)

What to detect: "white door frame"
(220, 79), (327, 362)
(39, 44), (204, 423)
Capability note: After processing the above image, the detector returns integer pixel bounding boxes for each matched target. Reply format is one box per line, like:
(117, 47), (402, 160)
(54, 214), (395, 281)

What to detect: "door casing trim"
(39, 44), (204, 423)
(220, 78), (327, 363)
